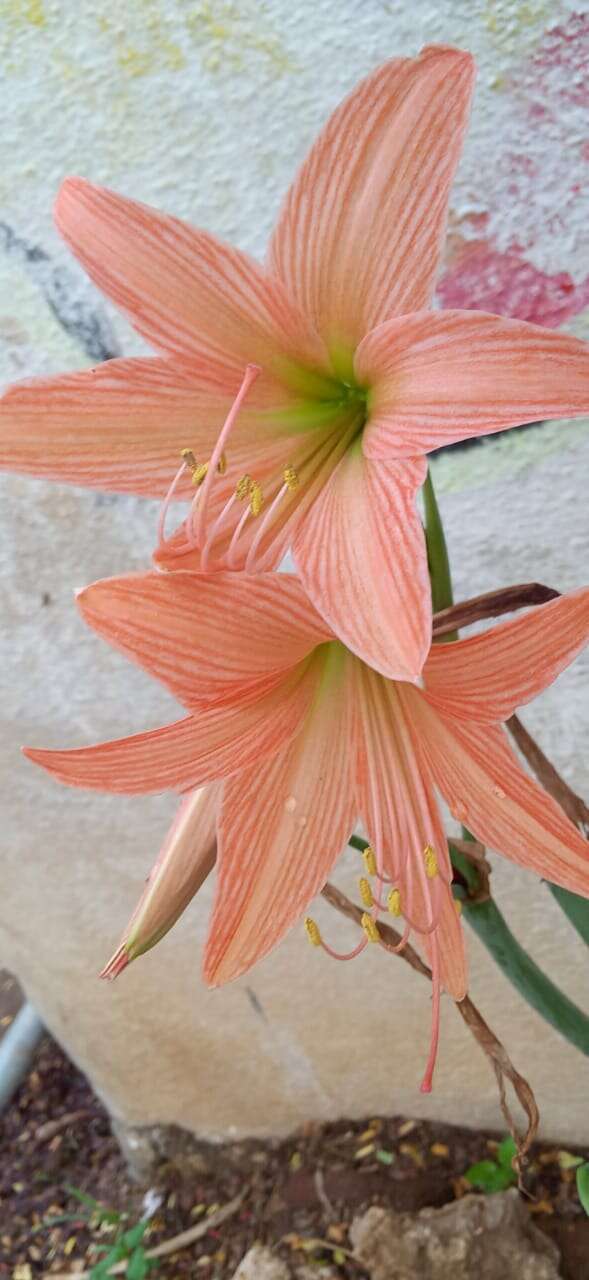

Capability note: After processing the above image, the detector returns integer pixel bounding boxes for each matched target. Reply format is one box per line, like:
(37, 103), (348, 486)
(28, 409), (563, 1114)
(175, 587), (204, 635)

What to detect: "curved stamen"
(200, 492), (237, 571)
(157, 458), (189, 548)
(305, 916), (368, 962)
(244, 466), (299, 572)
(321, 936), (369, 962)
(399, 852), (442, 936)
(191, 363), (261, 548)
(227, 502), (254, 568)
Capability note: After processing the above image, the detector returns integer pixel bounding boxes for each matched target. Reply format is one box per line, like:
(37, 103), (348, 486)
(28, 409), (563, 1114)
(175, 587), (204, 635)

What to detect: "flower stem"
(547, 884), (589, 948)
(452, 857), (589, 1057)
(423, 466), (457, 635)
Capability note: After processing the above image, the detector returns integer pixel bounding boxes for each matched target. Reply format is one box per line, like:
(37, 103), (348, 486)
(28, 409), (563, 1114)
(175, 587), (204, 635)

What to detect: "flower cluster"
(3, 45), (589, 1090)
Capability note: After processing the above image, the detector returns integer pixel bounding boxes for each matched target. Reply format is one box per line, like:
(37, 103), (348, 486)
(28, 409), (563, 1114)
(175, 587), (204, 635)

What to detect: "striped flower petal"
(55, 178), (330, 379)
(405, 691), (589, 896)
(293, 446), (430, 681)
(24, 661), (319, 794)
(424, 589), (589, 723)
(78, 571), (332, 710)
(203, 645), (356, 985)
(358, 310), (589, 459)
(269, 47), (474, 353)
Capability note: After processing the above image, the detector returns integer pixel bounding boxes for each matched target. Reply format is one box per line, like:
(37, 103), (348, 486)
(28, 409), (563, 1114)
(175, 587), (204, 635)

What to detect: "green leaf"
(576, 1162), (589, 1215)
(497, 1136), (517, 1171)
(127, 1246), (150, 1280)
(122, 1222), (149, 1251)
(65, 1184), (101, 1210)
(90, 1256), (123, 1280)
(558, 1150), (584, 1170)
(376, 1148), (395, 1166)
(548, 884), (589, 947)
(464, 1160), (513, 1193)
(449, 841), (589, 1058)
(34, 1213), (88, 1232)
(65, 1184), (121, 1228)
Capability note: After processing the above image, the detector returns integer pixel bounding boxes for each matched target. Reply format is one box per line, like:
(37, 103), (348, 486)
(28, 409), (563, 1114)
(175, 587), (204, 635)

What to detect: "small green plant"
(576, 1161), (589, 1216)
(38, 1185), (157, 1279)
(88, 1219), (156, 1280)
(464, 1136), (518, 1193)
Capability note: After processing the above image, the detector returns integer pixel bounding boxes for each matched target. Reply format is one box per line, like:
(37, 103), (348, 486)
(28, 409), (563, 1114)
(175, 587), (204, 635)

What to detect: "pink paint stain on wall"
(528, 12), (589, 111)
(437, 243), (589, 328)
(440, 12), (589, 329)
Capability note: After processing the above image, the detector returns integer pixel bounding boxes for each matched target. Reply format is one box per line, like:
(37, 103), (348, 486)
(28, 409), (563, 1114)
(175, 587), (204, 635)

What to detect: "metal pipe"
(0, 1001), (45, 1111)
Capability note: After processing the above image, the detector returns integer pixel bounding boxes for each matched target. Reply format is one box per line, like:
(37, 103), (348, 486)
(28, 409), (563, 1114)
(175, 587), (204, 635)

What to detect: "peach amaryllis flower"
(3, 49), (589, 680)
(24, 572), (589, 1090)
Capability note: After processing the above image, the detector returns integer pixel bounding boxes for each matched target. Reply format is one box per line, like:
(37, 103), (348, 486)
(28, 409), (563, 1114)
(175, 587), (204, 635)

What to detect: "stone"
(350, 1191), (561, 1280)
(231, 1245), (290, 1280)
(295, 1268), (337, 1279)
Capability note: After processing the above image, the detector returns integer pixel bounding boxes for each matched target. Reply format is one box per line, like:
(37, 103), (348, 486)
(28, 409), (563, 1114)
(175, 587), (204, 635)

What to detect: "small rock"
(350, 1190), (561, 1279)
(232, 1244), (290, 1279)
(295, 1269), (338, 1279)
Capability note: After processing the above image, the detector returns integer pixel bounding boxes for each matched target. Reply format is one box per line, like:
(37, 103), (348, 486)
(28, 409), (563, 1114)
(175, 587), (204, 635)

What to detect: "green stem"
(348, 833), (369, 853)
(423, 466), (457, 634)
(548, 883), (589, 948)
(453, 881), (589, 1056)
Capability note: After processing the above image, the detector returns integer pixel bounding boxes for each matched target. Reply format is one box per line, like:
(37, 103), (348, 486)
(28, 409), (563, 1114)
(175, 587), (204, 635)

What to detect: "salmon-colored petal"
(78, 570), (331, 710)
(269, 47), (474, 352)
(423, 882), (467, 1003)
(358, 310), (589, 459)
(203, 645), (356, 985)
(102, 783), (220, 977)
(55, 178), (329, 378)
(404, 690), (589, 896)
(24, 663), (319, 794)
(355, 666), (452, 890)
(293, 445), (430, 680)
(354, 667), (465, 997)
(424, 589), (589, 723)
(0, 357), (225, 496)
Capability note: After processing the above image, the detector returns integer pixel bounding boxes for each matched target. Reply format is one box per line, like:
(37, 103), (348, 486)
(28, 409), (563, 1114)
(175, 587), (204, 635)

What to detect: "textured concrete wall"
(1, 0), (588, 1142)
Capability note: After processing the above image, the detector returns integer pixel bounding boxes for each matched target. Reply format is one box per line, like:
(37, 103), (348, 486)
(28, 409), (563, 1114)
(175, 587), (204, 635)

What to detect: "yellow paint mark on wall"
(185, 1), (295, 75)
(483, 0), (550, 56)
(0, 0), (46, 31)
(94, 3), (185, 79)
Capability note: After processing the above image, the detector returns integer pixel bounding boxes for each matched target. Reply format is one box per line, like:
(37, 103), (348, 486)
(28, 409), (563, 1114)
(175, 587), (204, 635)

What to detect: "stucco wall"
(1, 0), (588, 1142)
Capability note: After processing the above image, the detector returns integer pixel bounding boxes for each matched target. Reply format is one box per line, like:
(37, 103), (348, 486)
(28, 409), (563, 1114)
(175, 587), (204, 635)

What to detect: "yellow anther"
(387, 888), (402, 917)
(191, 462), (209, 487)
(362, 846), (377, 877)
(180, 448), (208, 487)
(283, 464), (299, 491)
(236, 474), (253, 501)
(249, 480), (264, 517)
(304, 916), (322, 947)
(217, 452), (227, 475)
(454, 897), (463, 916)
(423, 843), (439, 879)
(359, 878), (373, 908)
(361, 912), (380, 944)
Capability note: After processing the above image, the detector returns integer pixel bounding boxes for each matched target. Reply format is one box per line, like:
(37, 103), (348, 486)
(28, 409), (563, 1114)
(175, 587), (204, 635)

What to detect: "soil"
(1, 978), (588, 1280)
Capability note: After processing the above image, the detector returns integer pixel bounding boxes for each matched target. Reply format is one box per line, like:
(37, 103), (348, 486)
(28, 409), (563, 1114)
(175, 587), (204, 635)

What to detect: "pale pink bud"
(101, 784), (219, 979)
